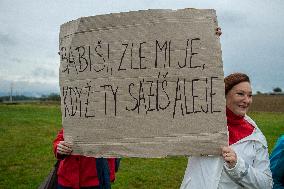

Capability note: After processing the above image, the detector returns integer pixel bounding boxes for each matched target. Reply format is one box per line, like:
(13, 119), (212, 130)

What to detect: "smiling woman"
(180, 73), (273, 189)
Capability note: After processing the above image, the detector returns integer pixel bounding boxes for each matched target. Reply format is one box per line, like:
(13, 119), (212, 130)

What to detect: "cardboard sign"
(59, 8), (228, 158)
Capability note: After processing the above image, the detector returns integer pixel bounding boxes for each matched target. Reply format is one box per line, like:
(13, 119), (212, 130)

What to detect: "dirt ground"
(249, 95), (284, 112)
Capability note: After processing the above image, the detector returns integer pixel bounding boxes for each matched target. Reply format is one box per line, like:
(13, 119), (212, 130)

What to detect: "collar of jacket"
(230, 115), (268, 148)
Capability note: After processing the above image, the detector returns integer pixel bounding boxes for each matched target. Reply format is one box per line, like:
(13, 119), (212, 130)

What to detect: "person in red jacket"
(53, 129), (117, 189)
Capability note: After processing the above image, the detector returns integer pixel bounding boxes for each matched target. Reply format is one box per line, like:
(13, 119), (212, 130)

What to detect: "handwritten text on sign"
(59, 9), (228, 157)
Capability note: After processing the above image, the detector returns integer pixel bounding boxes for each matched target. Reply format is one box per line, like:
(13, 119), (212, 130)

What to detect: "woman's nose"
(243, 95), (251, 103)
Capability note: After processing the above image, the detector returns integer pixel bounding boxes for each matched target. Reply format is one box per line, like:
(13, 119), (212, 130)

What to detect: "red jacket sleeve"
(53, 128), (65, 159)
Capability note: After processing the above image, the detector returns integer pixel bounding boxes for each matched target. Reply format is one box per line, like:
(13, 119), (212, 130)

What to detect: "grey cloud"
(11, 58), (22, 63)
(31, 67), (57, 78)
(217, 10), (247, 27)
(0, 33), (16, 46)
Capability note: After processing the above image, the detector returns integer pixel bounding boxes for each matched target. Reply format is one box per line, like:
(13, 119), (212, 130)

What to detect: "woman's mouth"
(238, 105), (248, 109)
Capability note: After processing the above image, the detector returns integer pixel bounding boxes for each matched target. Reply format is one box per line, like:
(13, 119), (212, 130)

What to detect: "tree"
(273, 87), (282, 93)
(39, 93), (60, 101)
(47, 93), (61, 101)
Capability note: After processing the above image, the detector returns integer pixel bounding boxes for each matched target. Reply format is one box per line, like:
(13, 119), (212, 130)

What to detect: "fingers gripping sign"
(222, 146), (237, 169)
(57, 141), (73, 155)
(216, 27), (222, 36)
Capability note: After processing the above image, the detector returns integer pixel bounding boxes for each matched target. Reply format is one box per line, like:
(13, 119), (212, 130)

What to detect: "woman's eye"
(236, 93), (244, 96)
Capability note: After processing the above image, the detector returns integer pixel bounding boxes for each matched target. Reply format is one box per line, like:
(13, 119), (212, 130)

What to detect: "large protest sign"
(59, 8), (228, 158)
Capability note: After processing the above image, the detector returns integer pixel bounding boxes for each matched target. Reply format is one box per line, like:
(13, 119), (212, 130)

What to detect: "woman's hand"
(57, 141), (73, 155)
(222, 146), (237, 169)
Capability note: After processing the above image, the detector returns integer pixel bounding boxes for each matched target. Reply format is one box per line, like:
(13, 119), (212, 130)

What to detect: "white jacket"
(180, 115), (273, 189)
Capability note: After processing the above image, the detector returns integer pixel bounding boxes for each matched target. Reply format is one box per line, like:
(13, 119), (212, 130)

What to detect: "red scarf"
(226, 107), (254, 145)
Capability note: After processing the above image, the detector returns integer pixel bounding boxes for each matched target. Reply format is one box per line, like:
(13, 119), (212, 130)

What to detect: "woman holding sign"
(180, 73), (273, 189)
(53, 129), (118, 189)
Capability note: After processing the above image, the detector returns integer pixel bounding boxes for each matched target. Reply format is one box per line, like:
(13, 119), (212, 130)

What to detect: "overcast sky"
(0, 0), (283, 96)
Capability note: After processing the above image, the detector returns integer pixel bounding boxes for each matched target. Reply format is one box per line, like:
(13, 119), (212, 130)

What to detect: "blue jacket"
(270, 135), (284, 189)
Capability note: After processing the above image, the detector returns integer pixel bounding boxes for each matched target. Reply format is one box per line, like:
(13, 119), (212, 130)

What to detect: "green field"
(0, 103), (284, 189)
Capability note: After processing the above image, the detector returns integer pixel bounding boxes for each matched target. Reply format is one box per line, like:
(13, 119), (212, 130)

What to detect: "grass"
(0, 102), (283, 188)
(0, 103), (61, 188)
(248, 111), (284, 152)
(112, 157), (187, 189)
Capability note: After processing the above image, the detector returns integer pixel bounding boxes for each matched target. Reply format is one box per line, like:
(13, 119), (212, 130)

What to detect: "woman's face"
(226, 81), (252, 116)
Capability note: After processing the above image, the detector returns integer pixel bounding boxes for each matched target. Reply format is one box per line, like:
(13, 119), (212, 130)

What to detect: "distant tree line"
(0, 93), (61, 102)
(273, 87), (282, 93)
(39, 93), (61, 101)
(256, 87), (283, 95)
